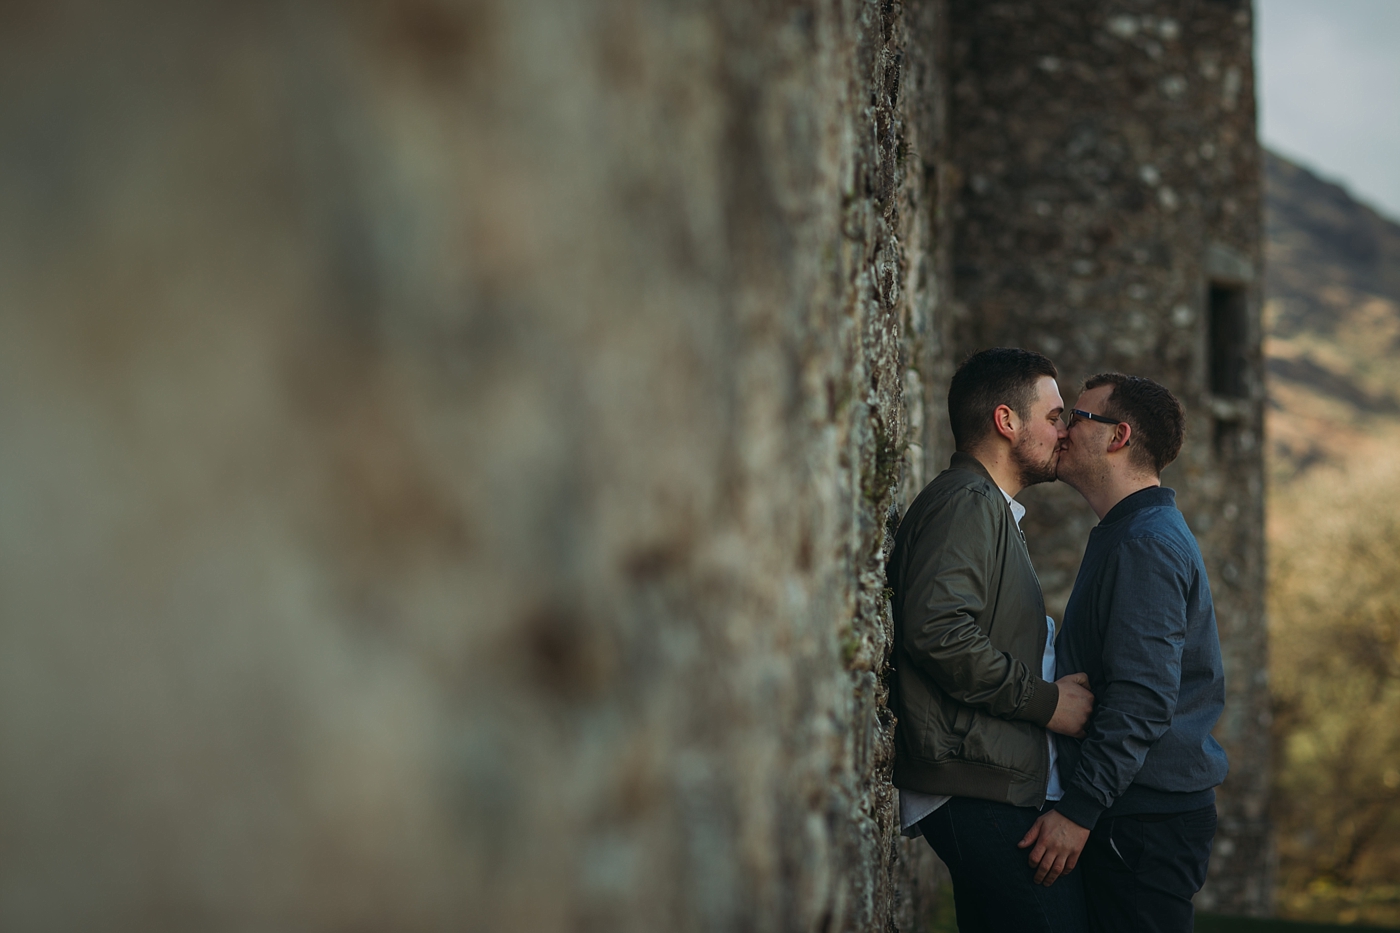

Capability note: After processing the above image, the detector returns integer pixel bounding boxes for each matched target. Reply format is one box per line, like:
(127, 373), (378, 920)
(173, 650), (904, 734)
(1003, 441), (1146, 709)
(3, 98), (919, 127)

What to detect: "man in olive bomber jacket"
(888, 348), (1096, 933)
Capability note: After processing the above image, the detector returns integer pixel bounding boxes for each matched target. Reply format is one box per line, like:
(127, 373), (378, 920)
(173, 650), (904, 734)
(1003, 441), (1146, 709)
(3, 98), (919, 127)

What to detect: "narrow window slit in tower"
(1208, 283), (1248, 398)
(1208, 282), (1248, 457)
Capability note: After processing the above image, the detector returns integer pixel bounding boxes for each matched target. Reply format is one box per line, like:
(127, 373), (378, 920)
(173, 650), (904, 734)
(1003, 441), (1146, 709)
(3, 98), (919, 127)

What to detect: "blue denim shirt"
(1053, 486), (1229, 830)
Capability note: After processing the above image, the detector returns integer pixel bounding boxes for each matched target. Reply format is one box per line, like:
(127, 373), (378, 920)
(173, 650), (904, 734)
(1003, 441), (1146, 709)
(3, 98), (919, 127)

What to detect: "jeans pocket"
(1177, 806), (1219, 889)
(1108, 817), (1147, 872)
(922, 803), (964, 868)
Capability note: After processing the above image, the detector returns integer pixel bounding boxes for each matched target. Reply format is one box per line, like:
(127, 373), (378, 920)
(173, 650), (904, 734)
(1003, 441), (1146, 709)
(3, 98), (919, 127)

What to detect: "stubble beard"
(1013, 435), (1058, 488)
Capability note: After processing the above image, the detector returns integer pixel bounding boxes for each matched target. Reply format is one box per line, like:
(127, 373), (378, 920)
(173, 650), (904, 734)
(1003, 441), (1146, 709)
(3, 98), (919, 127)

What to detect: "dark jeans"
(1079, 805), (1217, 933)
(920, 796), (1088, 933)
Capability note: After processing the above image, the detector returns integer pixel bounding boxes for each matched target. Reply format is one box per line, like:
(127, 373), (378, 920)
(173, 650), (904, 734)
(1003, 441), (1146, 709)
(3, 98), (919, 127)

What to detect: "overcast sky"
(1256, 0), (1400, 221)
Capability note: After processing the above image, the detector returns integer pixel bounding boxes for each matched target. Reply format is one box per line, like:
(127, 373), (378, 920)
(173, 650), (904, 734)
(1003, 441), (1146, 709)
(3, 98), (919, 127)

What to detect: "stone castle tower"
(944, 0), (1270, 913)
(0, 0), (1267, 929)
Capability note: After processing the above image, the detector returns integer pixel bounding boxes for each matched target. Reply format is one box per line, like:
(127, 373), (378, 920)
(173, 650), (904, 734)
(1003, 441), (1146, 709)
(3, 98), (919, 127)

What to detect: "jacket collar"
(949, 450), (996, 485)
(1101, 485), (1176, 525)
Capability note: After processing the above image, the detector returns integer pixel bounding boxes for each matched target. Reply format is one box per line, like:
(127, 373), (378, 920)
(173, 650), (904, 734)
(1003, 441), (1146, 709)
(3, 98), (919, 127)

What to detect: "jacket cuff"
(1054, 786), (1105, 831)
(1019, 676), (1058, 727)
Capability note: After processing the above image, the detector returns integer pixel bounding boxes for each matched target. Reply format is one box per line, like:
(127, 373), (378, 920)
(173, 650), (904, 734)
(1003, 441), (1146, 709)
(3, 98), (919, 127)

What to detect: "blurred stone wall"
(945, 0), (1271, 914)
(0, 1), (951, 930)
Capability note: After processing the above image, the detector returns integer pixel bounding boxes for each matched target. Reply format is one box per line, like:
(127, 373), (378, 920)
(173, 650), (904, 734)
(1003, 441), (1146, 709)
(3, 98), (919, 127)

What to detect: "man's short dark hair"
(1083, 372), (1186, 474)
(948, 348), (1059, 450)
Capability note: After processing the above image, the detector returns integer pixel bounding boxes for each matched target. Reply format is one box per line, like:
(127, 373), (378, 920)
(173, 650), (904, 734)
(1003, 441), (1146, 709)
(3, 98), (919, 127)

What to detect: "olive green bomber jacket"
(888, 452), (1060, 807)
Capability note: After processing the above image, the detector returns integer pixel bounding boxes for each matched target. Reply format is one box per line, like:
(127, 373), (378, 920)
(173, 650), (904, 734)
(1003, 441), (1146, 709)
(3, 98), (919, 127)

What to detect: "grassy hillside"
(1265, 152), (1400, 480)
(1265, 151), (1400, 926)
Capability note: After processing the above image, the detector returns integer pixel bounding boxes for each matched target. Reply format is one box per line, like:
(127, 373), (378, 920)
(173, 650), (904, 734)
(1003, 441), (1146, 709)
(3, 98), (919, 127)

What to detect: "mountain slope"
(1265, 152), (1400, 477)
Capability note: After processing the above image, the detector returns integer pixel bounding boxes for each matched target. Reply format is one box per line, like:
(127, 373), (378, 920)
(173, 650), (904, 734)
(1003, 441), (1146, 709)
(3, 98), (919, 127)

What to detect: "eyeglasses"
(1063, 409), (1125, 429)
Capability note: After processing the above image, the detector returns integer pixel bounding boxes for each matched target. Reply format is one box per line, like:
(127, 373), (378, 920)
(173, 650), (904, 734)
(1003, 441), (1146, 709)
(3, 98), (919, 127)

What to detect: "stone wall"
(945, 0), (1271, 914)
(0, 1), (949, 930)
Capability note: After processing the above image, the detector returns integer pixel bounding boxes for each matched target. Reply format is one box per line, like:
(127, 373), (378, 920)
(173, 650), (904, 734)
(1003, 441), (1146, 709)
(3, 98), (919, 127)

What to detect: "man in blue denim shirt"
(1015, 373), (1229, 933)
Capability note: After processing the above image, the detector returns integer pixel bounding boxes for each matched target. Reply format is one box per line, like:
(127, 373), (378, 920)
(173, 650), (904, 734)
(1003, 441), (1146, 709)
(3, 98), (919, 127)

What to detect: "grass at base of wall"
(918, 879), (1400, 924)
(924, 887), (1399, 933)
(1197, 915), (1399, 932)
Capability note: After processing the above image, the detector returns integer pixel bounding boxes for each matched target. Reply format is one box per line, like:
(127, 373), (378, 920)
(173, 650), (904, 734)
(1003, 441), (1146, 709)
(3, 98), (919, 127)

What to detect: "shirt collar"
(1100, 485), (1176, 525)
(999, 487), (1026, 528)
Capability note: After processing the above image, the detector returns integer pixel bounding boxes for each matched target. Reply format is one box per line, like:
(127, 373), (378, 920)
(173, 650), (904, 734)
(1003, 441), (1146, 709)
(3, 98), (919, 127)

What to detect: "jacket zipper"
(1012, 519), (1051, 805)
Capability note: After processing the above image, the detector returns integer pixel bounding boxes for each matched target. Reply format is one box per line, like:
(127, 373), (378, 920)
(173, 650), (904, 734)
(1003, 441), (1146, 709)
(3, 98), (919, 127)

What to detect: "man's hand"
(1017, 809), (1090, 885)
(1046, 672), (1094, 738)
